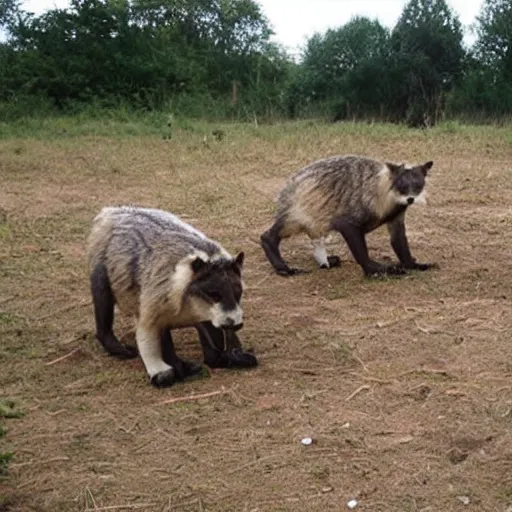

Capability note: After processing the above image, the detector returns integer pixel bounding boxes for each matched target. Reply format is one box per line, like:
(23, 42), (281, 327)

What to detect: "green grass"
(1, 108), (512, 142)
(0, 400), (24, 419)
(0, 400), (23, 480)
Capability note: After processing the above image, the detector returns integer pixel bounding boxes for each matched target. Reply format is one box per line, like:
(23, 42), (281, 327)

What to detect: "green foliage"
(0, 400), (24, 419)
(295, 17), (392, 119)
(475, 0), (512, 76)
(390, 0), (464, 125)
(0, 0), (291, 118)
(447, 0), (512, 119)
(1, 0), (512, 122)
(0, 451), (13, 478)
(0, 399), (22, 480)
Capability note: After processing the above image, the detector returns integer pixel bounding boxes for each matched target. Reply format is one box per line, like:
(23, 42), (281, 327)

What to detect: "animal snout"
(223, 318), (244, 331)
(407, 197), (414, 204)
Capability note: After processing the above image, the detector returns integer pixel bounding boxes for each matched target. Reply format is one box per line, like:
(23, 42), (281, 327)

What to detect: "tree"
(447, 0), (512, 118)
(296, 17), (391, 118)
(391, 0), (464, 125)
(475, 0), (512, 79)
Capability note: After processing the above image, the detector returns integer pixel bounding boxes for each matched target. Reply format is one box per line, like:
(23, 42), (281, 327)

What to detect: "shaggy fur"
(261, 155), (437, 277)
(87, 206), (256, 387)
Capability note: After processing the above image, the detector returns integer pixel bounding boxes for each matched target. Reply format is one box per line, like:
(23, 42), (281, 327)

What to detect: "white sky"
(258, 0), (483, 54)
(20, 0), (483, 52)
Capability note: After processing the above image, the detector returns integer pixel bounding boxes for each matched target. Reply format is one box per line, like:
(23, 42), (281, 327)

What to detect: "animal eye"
(233, 285), (242, 301)
(208, 291), (222, 303)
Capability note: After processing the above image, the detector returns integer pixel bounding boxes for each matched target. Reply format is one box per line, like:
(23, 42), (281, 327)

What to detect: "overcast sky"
(21, 0), (483, 52)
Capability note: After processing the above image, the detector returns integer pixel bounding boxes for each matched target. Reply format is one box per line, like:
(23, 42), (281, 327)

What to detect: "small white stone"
(347, 499), (358, 509)
(301, 437), (313, 446)
(457, 496), (470, 506)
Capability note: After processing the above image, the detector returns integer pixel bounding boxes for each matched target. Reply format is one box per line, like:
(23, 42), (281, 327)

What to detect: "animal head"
(183, 252), (245, 330)
(386, 160), (433, 206)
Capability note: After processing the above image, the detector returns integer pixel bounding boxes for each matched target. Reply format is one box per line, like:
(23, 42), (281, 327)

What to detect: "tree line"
(0, 0), (511, 124)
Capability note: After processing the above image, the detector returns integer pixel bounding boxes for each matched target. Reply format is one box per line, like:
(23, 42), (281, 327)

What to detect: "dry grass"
(1, 120), (512, 512)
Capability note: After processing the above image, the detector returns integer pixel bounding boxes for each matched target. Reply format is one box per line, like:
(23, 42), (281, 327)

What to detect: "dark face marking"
(187, 256), (244, 311)
(391, 166), (426, 197)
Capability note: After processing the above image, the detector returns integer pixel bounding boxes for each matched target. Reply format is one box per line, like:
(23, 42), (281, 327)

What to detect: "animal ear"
(387, 162), (405, 175)
(234, 252), (244, 269)
(191, 256), (207, 274)
(422, 161), (433, 176)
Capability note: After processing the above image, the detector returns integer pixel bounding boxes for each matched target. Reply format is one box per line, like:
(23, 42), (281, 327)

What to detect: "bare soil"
(1, 124), (512, 512)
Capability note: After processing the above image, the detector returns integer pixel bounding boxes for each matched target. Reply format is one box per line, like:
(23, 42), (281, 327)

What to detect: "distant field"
(1, 119), (512, 511)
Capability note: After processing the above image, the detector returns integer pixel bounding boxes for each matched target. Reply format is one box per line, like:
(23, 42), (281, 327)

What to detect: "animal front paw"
(413, 262), (439, 271)
(150, 368), (177, 388)
(173, 359), (203, 381)
(111, 343), (138, 359)
(365, 263), (407, 278)
(205, 348), (258, 369)
(276, 267), (310, 277)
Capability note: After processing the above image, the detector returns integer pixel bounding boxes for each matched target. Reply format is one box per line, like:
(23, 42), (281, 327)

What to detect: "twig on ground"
(0, 295), (15, 305)
(415, 320), (434, 334)
(351, 354), (369, 373)
(84, 504), (158, 511)
(47, 409), (66, 416)
(227, 454), (281, 475)
(252, 274), (272, 289)
(12, 456), (70, 468)
(86, 487), (99, 511)
(36, 301), (91, 322)
(156, 388), (228, 406)
(348, 372), (395, 385)
(345, 385), (371, 401)
(399, 368), (453, 379)
(45, 348), (80, 366)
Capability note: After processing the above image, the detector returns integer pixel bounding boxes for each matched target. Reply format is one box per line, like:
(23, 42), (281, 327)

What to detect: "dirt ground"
(1, 122), (512, 512)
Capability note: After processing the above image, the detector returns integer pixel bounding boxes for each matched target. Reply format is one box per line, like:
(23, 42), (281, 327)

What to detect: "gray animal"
(261, 155), (436, 277)
(87, 206), (257, 388)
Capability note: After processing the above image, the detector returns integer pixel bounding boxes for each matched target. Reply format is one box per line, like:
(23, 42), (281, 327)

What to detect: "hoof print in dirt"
(207, 348), (258, 369)
(150, 368), (177, 388)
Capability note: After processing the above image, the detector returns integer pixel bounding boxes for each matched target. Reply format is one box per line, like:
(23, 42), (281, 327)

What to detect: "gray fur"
(261, 154), (435, 277)
(87, 206), (249, 385)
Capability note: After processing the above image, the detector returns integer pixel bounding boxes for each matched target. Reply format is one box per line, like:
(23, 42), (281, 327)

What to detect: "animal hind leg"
(90, 263), (137, 359)
(160, 327), (202, 381)
(260, 215), (310, 277)
(312, 238), (341, 269)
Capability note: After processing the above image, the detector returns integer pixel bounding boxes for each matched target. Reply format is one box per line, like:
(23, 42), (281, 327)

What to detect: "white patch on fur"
(394, 188), (428, 206)
(288, 204), (314, 229)
(394, 193), (411, 205)
(210, 303), (243, 329)
(312, 238), (329, 267)
(136, 325), (172, 377)
(375, 166), (400, 218)
(412, 188), (427, 205)
(210, 250), (233, 262)
(168, 252), (207, 314)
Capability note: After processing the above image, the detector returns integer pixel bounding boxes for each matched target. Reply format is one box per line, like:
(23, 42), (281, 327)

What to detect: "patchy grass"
(1, 119), (512, 511)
